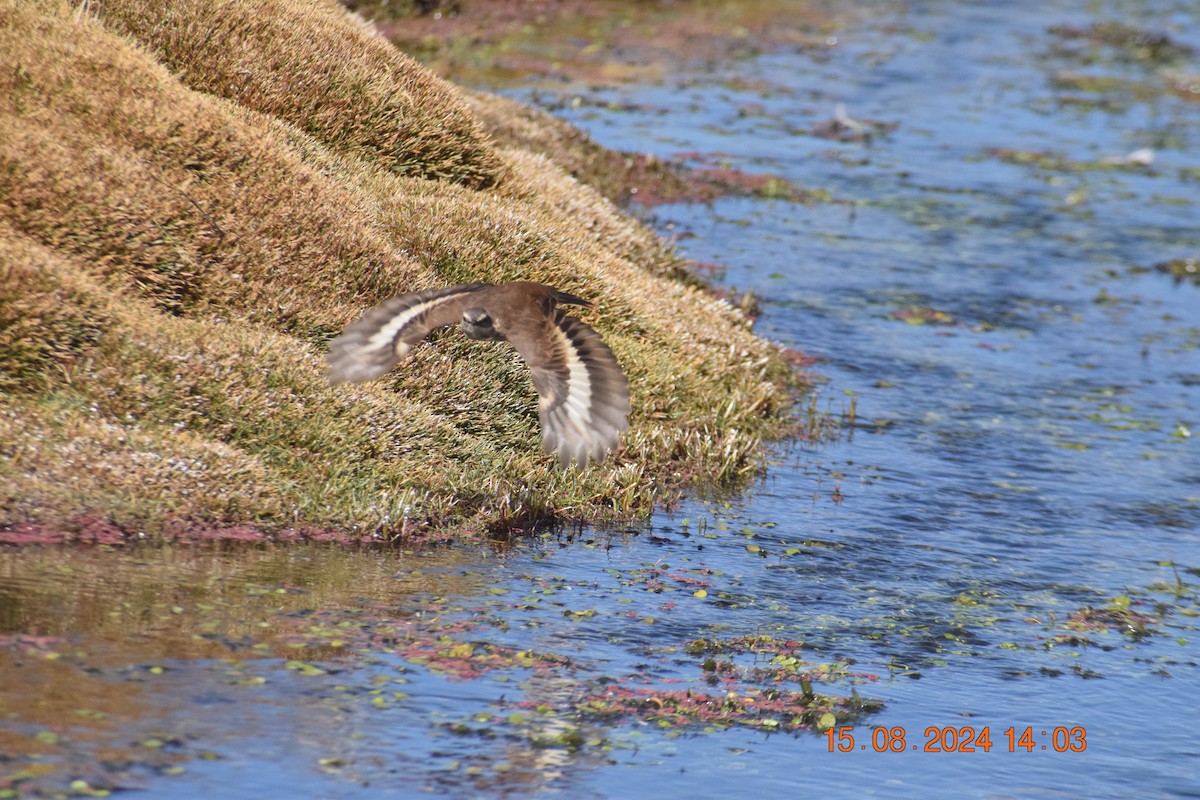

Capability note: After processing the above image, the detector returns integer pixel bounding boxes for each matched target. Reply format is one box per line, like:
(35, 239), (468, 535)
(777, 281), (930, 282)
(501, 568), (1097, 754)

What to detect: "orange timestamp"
(825, 725), (1087, 753)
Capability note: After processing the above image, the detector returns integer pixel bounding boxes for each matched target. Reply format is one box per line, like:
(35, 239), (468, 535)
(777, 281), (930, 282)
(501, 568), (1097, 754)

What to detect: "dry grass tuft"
(95, 0), (504, 187)
(0, 0), (808, 541)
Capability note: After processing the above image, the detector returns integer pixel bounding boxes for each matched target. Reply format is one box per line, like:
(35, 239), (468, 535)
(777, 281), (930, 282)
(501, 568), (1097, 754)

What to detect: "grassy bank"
(0, 0), (803, 541)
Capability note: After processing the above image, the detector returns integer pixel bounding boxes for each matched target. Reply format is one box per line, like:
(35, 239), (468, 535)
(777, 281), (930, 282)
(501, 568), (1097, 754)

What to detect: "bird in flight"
(327, 282), (630, 468)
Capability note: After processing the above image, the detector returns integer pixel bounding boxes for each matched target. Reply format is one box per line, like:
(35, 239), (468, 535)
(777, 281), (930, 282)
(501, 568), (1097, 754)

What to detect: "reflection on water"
(4, 0), (1200, 797)
(0, 545), (492, 795)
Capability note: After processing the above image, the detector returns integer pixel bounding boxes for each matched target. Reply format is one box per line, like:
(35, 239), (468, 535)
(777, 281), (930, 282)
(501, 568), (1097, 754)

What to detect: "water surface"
(3, 0), (1199, 797)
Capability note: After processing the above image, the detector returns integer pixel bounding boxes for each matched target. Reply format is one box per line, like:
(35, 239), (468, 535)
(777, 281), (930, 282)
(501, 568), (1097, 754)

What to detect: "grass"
(0, 0), (807, 541)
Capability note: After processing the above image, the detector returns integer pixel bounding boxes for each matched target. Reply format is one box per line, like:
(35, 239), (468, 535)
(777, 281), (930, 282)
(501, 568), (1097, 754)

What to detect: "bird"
(327, 281), (630, 468)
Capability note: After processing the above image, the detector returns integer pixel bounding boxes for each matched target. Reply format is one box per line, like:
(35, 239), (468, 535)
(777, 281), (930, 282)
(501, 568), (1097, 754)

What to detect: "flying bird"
(327, 282), (630, 468)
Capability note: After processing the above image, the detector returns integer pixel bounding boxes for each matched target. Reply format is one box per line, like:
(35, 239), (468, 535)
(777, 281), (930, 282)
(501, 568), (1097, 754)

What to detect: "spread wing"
(327, 283), (490, 384)
(509, 308), (630, 468)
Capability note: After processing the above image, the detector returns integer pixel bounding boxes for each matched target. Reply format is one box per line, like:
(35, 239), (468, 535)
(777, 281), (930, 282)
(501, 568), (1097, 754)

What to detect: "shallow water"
(3, 0), (1200, 797)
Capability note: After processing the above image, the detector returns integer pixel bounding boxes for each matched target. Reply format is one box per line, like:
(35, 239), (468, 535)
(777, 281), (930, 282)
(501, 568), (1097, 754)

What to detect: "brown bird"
(327, 282), (630, 468)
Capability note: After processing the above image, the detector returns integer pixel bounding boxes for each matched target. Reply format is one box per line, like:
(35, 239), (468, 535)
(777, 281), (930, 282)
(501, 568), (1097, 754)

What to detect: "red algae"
(0, 524), (65, 545)
(0, 518), (411, 546)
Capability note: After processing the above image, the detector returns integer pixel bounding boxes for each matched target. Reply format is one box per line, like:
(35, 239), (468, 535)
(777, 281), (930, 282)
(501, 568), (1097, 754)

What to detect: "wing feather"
(327, 284), (490, 384)
(330, 281), (630, 469)
(517, 309), (630, 468)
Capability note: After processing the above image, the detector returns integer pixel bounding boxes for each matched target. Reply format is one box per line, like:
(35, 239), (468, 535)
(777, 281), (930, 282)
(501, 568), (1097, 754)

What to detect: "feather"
(327, 281), (630, 467)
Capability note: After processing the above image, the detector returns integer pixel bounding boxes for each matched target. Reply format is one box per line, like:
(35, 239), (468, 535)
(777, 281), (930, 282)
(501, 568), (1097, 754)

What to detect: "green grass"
(0, 0), (807, 541)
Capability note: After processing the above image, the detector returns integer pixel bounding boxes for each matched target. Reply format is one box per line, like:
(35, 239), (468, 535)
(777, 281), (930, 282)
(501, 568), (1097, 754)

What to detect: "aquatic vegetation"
(0, 543), (889, 795)
(1155, 257), (1200, 285)
(889, 305), (956, 326)
(1047, 21), (1195, 66)
(572, 682), (876, 734)
(983, 147), (1157, 174)
(359, 0), (871, 89)
(996, 565), (1200, 679)
(808, 105), (899, 142)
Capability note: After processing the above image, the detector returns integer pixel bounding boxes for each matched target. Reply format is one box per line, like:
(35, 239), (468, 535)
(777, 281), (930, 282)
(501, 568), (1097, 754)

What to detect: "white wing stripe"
(363, 302), (432, 355)
(565, 360), (593, 423)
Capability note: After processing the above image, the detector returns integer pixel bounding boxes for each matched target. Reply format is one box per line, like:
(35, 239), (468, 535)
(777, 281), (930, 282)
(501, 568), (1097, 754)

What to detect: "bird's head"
(461, 307), (501, 341)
